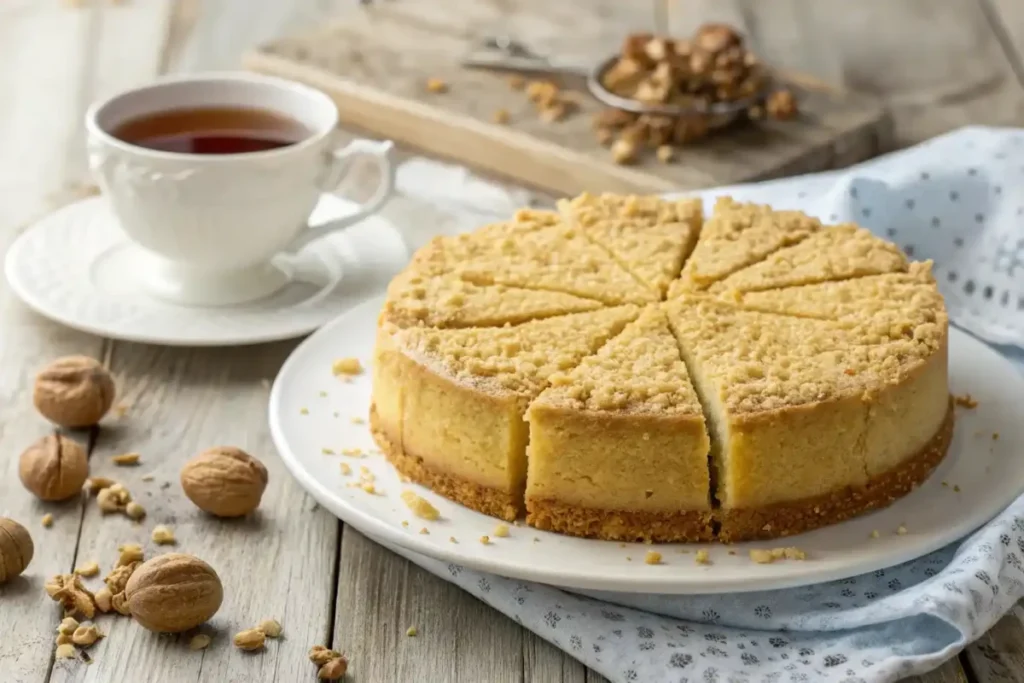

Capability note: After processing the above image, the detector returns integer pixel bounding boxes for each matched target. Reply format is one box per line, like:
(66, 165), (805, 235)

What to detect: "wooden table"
(1, 1), (1022, 682)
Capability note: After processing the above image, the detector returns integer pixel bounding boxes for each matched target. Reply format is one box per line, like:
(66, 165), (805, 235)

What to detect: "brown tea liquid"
(111, 106), (312, 154)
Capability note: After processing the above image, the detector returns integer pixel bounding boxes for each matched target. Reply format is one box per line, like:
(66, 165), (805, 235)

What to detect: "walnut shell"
(180, 447), (268, 517)
(0, 518), (34, 583)
(33, 356), (115, 428)
(19, 434), (89, 501)
(125, 553), (223, 633)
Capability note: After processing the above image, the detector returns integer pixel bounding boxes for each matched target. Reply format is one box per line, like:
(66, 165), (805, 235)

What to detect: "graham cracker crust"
(369, 404), (520, 521)
(526, 499), (715, 542)
(716, 399), (955, 542)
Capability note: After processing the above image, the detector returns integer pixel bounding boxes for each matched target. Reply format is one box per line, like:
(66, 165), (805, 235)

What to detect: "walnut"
(318, 657), (349, 680)
(766, 89), (799, 120)
(33, 356), (115, 428)
(45, 573), (97, 618)
(0, 518), (34, 583)
(610, 138), (638, 165)
(309, 645), (343, 667)
(694, 23), (742, 54)
(257, 618), (283, 638)
(592, 108), (637, 131)
(180, 447), (269, 517)
(19, 434), (89, 501)
(233, 628), (266, 651)
(71, 623), (103, 646)
(125, 553), (223, 633)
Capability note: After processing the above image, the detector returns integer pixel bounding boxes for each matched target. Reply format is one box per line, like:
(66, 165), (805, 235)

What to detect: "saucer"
(4, 194), (408, 346)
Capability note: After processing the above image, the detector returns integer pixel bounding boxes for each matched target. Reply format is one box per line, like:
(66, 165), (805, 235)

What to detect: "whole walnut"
(0, 518), (34, 583)
(19, 434), (89, 501)
(34, 356), (115, 428)
(125, 553), (223, 633)
(180, 447), (268, 517)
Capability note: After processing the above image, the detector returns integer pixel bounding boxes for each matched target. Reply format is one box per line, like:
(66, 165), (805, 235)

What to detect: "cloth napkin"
(385, 126), (1024, 683)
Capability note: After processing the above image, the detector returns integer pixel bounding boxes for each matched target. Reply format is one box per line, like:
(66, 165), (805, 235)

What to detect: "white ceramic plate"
(269, 296), (1024, 594)
(4, 195), (407, 346)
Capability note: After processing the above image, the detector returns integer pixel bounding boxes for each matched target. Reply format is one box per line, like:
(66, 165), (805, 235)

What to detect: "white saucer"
(4, 195), (407, 346)
(269, 295), (1024, 595)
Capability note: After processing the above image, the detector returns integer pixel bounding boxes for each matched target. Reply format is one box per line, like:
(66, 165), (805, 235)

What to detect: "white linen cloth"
(386, 126), (1024, 682)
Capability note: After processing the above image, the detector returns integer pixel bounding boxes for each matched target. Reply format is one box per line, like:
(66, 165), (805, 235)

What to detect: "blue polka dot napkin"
(387, 126), (1024, 682)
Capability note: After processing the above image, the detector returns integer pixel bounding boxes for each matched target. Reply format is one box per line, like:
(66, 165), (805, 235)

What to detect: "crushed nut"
(58, 617), (79, 635)
(117, 543), (144, 567)
(75, 561), (100, 577)
(42, 513), (54, 528)
(233, 628), (266, 651)
(644, 551), (662, 565)
(401, 490), (440, 520)
(870, 530), (880, 539)
(309, 645), (343, 666)
(349, 416), (366, 425)
(954, 484), (961, 492)
(449, 536), (457, 543)
(258, 618), (283, 638)
(97, 482), (132, 514)
(94, 587), (113, 613)
(55, 643), (77, 659)
(425, 77), (448, 94)
(111, 452), (140, 466)
(318, 656), (348, 680)
(766, 89), (798, 120)
(341, 448), (363, 456)
(611, 138), (638, 165)
(125, 501), (146, 521)
(72, 624), (103, 646)
(45, 573), (97, 619)
(406, 626), (418, 637)
(360, 482), (376, 494)
(151, 525), (175, 545)
(189, 633), (212, 650)
(141, 474), (155, 482)
(84, 477), (116, 494)
(332, 358), (362, 375)
(56, 633), (73, 646)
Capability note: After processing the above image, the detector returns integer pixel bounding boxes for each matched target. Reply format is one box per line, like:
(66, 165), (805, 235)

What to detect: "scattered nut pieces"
(189, 633), (212, 650)
(125, 553), (223, 633)
(695, 549), (710, 565)
(0, 518), (34, 584)
(117, 543), (144, 567)
(309, 645), (343, 667)
(332, 357), (363, 375)
(258, 618), (283, 638)
(401, 490), (440, 520)
(318, 656), (348, 680)
(125, 501), (146, 521)
(954, 394), (978, 409)
(341, 448), (363, 456)
(765, 88), (798, 120)
(55, 643), (77, 659)
(425, 77), (448, 94)
(42, 513), (54, 528)
(870, 530), (881, 539)
(180, 446), (268, 517)
(111, 452), (141, 466)
(94, 587), (113, 613)
(58, 617), (79, 635)
(33, 355), (115, 428)
(406, 626), (418, 637)
(75, 561), (100, 577)
(56, 632), (73, 646)
(493, 524), (510, 538)
(97, 483), (133, 514)
(151, 525), (176, 545)
(611, 138), (638, 165)
(234, 628), (266, 651)
(19, 433), (90, 502)
(45, 573), (97, 619)
(493, 109), (510, 124)
(84, 477), (116, 494)
(72, 624), (103, 646)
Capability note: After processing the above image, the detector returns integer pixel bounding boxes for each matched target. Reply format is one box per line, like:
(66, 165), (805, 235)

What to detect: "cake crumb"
(322, 447), (335, 455)
(141, 474), (155, 482)
(319, 390), (328, 398)
(360, 483), (376, 494)
(493, 109), (510, 125)
(870, 530), (880, 539)
(896, 525), (908, 535)
(406, 627), (418, 637)
(300, 407), (309, 415)
(74, 561), (99, 577)
(479, 535), (490, 545)
(425, 78), (448, 94)
(954, 394), (978, 409)
(493, 524), (510, 538)
(41, 513), (54, 528)
(401, 491), (440, 520)
(350, 416), (366, 425)
(695, 549), (710, 565)
(112, 452), (140, 466)
(953, 485), (961, 493)
(341, 448), (363, 457)
(993, 433), (1000, 441)
(449, 536), (457, 543)
(401, 520), (409, 527)
(340, 463), (352, 476)
(749, 549), (774, 564)
(644, 551), (662, 565)
(419, 527), (429, 535)
(727, 550), (736, 556)
(332, 357), (363, 375)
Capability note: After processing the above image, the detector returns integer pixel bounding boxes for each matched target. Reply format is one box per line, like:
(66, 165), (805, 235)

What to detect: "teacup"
(85, 72), (395, 306)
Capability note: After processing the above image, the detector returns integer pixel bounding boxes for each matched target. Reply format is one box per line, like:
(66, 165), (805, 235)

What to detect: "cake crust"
(526, 499), (715, 543)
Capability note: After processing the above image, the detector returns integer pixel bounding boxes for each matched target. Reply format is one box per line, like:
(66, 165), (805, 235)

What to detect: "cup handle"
(283, 138), (396, 253)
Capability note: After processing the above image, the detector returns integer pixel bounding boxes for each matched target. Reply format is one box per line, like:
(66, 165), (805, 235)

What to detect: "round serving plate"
(269, 295), (1024, 594)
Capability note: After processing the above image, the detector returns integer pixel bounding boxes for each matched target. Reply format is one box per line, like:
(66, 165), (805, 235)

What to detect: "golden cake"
(370, 192), (952, 542)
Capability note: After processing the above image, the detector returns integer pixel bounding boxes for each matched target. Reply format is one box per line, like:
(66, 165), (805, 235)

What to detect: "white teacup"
(85, 72), (395, 306)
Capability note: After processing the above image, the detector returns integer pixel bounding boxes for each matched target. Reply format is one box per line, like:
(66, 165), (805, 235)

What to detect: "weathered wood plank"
(335, 527), (524, 683)
(48, 343), (339, 683)
(0, 3), (110, 683)
(909, 657), (972, 683)
(983, 0), (1024, 86)
(964, 605), (1024, 683)
(524, 630), (587, 683)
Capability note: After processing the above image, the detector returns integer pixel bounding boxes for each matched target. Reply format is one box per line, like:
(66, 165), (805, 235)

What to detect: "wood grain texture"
(909, 658), (973, 683)
(245, 0), (889, 196)
(48, 343), (339, 683)
(964, 604), (1024, 683)
(334, 527), (524, 683)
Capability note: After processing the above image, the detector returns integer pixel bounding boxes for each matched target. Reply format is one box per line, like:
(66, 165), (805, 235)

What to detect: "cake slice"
(558, 193), (703, 297)
(372, 305), (640, 520)
(664, 295), (949, 541)
(669, 197), (820, 296)
(446, 210), (657, 305)
(381, 268), (604, 329)
(707, 224), (908, 293)
(525, 306), (712, 542)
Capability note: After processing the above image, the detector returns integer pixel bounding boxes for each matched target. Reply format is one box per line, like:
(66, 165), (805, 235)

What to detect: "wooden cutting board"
(244, 1), (891, 196)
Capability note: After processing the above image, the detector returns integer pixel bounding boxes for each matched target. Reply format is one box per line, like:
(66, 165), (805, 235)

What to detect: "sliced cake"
(558, 193), (703, 297)
(371, 306), (640, 520)
(707, 224), (908, 293)
(526, 306), (712, 542)
(669, 197), (820, 295)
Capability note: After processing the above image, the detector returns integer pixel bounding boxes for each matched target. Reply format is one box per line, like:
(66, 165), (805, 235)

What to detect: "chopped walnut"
(190, 633), (212, 650)
(766, 89), (798, 120)
(45, 573), (97, 619)
(75, 561), (100, 577)
(111, 452), (140, 466)
(611, 138), (638, 165)
(151, 525), (176, 545)
(125, 501), (146, 520)
(41, 513), (54, 528)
